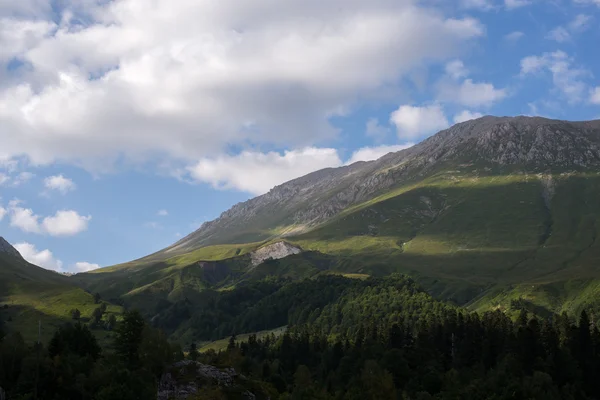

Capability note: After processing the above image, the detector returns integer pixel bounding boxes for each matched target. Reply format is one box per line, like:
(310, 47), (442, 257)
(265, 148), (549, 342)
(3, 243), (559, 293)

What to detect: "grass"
(199, 326), (287, 353)
(70, 170), (600, 328)
(0, 253), (123, 343)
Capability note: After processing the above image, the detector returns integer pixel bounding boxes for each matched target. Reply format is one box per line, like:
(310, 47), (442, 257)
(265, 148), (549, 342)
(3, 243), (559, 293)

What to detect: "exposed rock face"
(0, 237), (23, 259)
(157, 361), (257, 400)
(152, 116), (600, 256)
(250, 242), (302, 267)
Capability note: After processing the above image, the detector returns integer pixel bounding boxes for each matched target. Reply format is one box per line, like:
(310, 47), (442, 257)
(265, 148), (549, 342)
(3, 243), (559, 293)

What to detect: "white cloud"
(546, 27), (571, 43)
(505, 31), (524, 41)
(42, 210), (91, 236)
(573, 0), (600, 7)
(187, 147), (343, 195)
(0, 0), (484, 174)
(454, 110), (484, 124)
(157, 209), (169, 216)
(390, 104), (450, 140)
(546, 14), (592, 43)
(504, 0), (531, 9)
(445, 60), (469, 80)
(0, 172), (9, 185)
(10, 206), (42, 233)
(11, 172), (35, 186)
(591, 87), (600, 104)
(365, 118), (391, 142)
(520, 51), (589, 103)
(0, 206), (6, 221)
(74, 261), (100, 272)
(13, 242), (63, 272)
(44, 174), (76, 194)
(8, 202), (91, 236)
(462, 0), (495, 10)
(569, 14), (592, 32)
(437, 79), (507, 107)
(347, 144), (415, 164)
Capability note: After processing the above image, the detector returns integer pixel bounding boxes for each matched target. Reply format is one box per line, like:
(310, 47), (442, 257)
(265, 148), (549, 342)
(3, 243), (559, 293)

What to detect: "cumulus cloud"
(157, 209), (169, 216)
(8, 202), (91, 236)
(74, 261), (100, 272)
(445, 60), (469, 80)
(187, 147), (343, 195)
(461, 0), (495, 10)
(0, 206), (6, 221)
(591, 87), (600, 104)
(346, 144), (415, 164)
(365, 118), (391, 142)
(437, 79), (507, 107)
(13, 242), (64, 272)
(42, 210), (91, 236)
(11, 172), (35, 186)
(44, 174), (76, 194)
(504, 0), (531, 9)
(546, 27), (571, 43)
(390, 104), (450, 140)
(10, 206), (42, 233)
(569, 14), (593, 32)
(436, 60), (507, 108)
(546, 14), (592, 43)
(520, 51), (589, 103)
(0, 172), (8, 185)
(454, 110), (484, 124)
(504, 31), (524, 41)
(0, 0), (484, 173)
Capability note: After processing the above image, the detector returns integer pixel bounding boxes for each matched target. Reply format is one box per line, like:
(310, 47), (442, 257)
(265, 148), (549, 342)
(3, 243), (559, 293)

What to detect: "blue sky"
(1, 0), (599, 272)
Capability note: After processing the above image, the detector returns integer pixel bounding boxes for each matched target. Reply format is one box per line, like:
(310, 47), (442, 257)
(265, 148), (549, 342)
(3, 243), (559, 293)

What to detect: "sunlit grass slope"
(0, 253), (122, 343)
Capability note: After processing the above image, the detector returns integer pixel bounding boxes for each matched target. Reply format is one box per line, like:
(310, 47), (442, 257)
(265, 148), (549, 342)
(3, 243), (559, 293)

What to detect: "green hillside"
(75, 170), (600, 327)
(71, 117), (600, 340)
(0, 252), (122, 343)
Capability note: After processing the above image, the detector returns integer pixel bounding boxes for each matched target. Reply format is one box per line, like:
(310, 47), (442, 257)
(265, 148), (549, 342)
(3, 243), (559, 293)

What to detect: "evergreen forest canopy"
(3, 275), (600, 399)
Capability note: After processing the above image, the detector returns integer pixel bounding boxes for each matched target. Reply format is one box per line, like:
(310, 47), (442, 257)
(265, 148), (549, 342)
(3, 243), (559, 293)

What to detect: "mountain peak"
(0, 237), (23, 260)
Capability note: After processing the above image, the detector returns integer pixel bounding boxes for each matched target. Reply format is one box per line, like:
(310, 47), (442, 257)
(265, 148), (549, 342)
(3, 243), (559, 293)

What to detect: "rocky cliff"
(157, 361), (263, 400)
(250, 242), (302, 267)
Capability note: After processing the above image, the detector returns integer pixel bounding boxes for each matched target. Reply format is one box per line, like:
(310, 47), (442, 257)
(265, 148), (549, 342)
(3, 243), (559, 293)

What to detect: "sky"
(0, 0), (599, 273)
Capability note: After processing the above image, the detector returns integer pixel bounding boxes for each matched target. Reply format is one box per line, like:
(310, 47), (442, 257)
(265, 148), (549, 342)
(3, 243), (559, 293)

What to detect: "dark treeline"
(192, 275), (600, 399)
(0, 310), (181, 400)
(202, 307), (600, 399)
(3, 274), (600, 399)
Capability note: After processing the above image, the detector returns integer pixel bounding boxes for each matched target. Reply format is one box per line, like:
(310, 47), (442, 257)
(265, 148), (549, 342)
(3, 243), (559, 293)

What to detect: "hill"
(0, 238), (121, 342)
(76, 116), (600, 329)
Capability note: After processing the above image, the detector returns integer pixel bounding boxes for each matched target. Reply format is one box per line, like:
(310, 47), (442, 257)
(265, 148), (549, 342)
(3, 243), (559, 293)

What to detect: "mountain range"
(3, 115), (600, 342)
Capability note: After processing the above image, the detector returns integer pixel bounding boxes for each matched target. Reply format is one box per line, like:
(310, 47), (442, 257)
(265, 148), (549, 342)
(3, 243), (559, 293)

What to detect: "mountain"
(0, 237), (121, 342)
(78, 116), (600, 330)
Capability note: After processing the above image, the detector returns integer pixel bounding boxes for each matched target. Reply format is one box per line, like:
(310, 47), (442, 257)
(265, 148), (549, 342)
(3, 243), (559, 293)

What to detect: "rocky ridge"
(154, 116), (600, 257)
(0, 237), (23, 260)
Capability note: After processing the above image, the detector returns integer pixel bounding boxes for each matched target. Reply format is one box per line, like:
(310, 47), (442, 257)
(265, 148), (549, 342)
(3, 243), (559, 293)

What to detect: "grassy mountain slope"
(0, 251), (121, 343)
(76, 116), (600, 325)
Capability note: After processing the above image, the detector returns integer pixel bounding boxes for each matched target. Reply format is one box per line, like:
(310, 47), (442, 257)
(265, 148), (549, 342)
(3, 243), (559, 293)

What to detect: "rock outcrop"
(250, 242), (302, 267)
(157, 361), (259, 400)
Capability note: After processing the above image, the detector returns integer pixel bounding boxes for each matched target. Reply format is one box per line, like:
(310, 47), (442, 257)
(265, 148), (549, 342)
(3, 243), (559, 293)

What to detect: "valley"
(4, 116), (600, 399)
